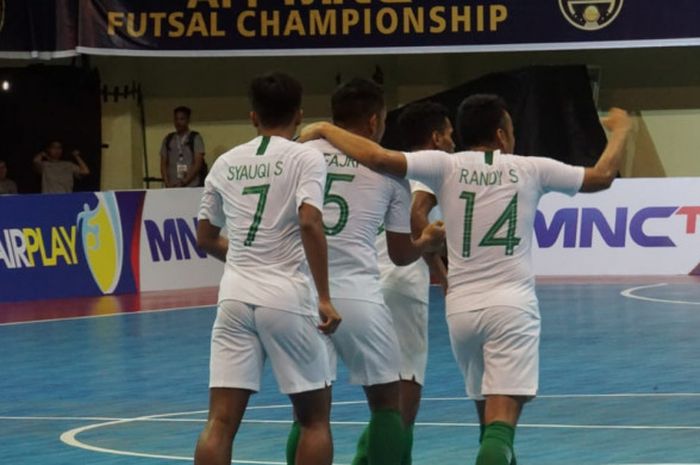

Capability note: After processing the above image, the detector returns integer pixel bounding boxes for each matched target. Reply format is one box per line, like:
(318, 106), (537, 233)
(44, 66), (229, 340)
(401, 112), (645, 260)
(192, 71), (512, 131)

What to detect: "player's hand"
(601, 108), (631, 133)
(317, 299), (342, 335)
(71, 149), (81, 159)
(298, 122), (329, 143)
(421, 220), (446, 253)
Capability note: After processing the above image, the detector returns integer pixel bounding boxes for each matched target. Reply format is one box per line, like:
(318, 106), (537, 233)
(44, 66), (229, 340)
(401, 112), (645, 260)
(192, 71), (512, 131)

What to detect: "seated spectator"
(0, 160), (18, 195)
(160, 106), (205, 188)
(33, 141), (90, 194)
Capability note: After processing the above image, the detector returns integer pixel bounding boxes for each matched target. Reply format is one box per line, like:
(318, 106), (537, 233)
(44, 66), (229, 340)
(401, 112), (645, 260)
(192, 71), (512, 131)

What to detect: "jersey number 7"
(460, 191), (521, 257)
(242, 184), (270, 246)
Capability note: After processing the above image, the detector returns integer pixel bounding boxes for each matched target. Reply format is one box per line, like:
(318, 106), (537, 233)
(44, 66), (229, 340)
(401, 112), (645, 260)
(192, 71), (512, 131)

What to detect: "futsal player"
(194, 72), (341, 465)
(374, 101), (454, 464)
(303, 78), (446, 465)
(299, 95), (631, 465)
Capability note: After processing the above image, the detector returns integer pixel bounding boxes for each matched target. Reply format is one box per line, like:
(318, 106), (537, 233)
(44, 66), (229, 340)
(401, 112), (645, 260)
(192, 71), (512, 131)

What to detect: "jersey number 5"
(242, 184), (270, 246)
(323, 173), (355, 236)
(460, 191), (522, 257)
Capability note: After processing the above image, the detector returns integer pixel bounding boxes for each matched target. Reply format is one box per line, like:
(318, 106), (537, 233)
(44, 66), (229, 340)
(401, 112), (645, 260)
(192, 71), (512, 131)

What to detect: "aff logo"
(77, 193), (124, 294)
(536, 206), (700, 248)
(559, 0), (624, 31)
(145, 217), (207, 262)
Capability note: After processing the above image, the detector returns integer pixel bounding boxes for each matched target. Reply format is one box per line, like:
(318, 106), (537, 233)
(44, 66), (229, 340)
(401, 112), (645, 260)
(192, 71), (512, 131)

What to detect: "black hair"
(397, 101), (450, 150)
(174, 106), (192, 118)
(331, 78), (385, 127)
(249, 72), (303, 128)
(456, 94), (509, 149)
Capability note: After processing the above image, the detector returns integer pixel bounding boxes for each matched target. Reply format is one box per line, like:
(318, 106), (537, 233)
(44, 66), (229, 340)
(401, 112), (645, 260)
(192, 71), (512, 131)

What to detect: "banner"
(1, 178), (697, 302)
(0, 191), (143, 302)
(77, 0), (700, 56)
(138, 189), (224, 292)
(0, 0), (78, 58)
(533, 178), (700, 276)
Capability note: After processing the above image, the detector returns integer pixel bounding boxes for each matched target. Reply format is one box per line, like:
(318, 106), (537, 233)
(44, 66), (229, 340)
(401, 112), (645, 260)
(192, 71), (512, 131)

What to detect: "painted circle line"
(58, 394), (700, 464)
(620, 283), (700, 306)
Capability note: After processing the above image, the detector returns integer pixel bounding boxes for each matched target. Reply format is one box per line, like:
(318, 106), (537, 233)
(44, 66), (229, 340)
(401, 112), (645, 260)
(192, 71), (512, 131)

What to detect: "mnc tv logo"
(536, 205), (700, 248)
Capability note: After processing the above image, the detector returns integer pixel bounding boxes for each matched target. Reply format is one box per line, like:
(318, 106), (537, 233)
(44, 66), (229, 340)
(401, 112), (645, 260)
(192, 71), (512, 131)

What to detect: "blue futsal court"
(1, 279), (699, 465)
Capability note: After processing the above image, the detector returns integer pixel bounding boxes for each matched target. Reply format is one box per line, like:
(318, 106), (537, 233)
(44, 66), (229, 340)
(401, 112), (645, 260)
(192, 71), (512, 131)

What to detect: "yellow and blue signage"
(0, 191), (144, 301)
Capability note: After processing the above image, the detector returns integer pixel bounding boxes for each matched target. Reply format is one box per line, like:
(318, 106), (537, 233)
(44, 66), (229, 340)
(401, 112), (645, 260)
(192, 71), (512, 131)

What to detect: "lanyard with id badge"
(176, 134), (189, 181)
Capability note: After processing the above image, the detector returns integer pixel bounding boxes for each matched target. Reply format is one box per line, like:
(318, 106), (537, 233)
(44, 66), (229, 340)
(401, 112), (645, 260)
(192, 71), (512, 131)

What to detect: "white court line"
(9, 414), (698, 431)
(0, 303), (216, 327)
(48, 398), (700, 465)
(424, 393), (700, 401)
(620, 283), (700, 306)
(6, 415), (700, 431)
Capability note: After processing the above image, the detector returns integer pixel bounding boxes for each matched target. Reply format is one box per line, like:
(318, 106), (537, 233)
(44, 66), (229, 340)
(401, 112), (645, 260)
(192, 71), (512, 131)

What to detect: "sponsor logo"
(144, 217), (207, 263)
(536, 206), (700, 248)
(0, 192), (128, 296)
(559, 0), (624, 31)
(77, 193), (124, 294)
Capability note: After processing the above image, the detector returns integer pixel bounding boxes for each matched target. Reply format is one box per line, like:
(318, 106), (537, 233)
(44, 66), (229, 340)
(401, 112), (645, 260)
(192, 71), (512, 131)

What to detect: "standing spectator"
(33, 141), (90, 194)
(160, 106), (205, 188)
(0, 160), (18, 195)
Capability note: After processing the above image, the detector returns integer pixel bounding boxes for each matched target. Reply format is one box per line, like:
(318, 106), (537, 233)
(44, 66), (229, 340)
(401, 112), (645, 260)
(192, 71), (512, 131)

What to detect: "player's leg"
(476, 306), (540, 465)
(331, 298), (405, 465)
(383, 288), (430, 465)
(255, 306), (334, 465)
(288, 387), (333, 465)
(194, 388), (252, 465)
(475, 399), (486, 443)
(195, 300), (263, 465)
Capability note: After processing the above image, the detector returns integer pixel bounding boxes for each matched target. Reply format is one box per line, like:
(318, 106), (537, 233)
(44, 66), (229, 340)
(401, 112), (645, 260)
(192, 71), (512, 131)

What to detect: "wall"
(3, 46), (700, 187)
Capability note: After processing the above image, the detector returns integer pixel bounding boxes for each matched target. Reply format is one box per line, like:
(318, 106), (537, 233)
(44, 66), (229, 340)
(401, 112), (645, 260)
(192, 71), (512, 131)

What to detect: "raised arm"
(581, 108), (632, 193)
(33, 152), (47, 173)
(300, 122), (408, 177)
(298, 203), (342, 335)
(72, 150), (90, 176)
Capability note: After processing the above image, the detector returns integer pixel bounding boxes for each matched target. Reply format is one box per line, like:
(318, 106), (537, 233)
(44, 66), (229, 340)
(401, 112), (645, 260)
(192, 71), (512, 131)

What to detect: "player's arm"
(300, 122), (408, 177)
(298, 203), (341, 335)
(196, 170), (227, 261)
(386, 221), (445, 266)
(581, 108), (632, 193)
(411, 191), (448, 294)
(196, 219), (227, 262)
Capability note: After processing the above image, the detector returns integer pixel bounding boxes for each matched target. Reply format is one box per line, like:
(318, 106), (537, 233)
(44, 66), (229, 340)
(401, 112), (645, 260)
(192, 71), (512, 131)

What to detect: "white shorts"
(329, 298), (401, 386)
(447, 306), (540, 401)
(209, 300), (332, 395)
(382, 288), (429, 386)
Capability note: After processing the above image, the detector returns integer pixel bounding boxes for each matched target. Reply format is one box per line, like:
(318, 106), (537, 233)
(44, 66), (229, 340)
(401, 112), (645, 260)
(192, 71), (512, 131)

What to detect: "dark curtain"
(0, 65), (102, 193)
(382, 65), (606, 168)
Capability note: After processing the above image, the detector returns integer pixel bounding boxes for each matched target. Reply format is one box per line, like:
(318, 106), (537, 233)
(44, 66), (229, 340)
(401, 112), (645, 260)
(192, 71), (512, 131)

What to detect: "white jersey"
(305, 139), (411, 304)
(377, 181), (442, 304)
(198, 135), (326, 315)
(405, 150), (584, 316)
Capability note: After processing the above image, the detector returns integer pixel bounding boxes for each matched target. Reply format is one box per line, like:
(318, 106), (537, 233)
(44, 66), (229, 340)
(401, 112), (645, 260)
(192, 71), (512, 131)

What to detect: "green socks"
(286, 421), (301, 465)
(352, 410), (405, 465)
(475, 422), (516, 465)
(351, 426), (369, 465)
(402, 424), (414, 465)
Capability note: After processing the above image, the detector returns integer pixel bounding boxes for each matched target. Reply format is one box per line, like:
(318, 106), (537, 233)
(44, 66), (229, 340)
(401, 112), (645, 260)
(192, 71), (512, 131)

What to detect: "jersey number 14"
(460, 191), (522, 257)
